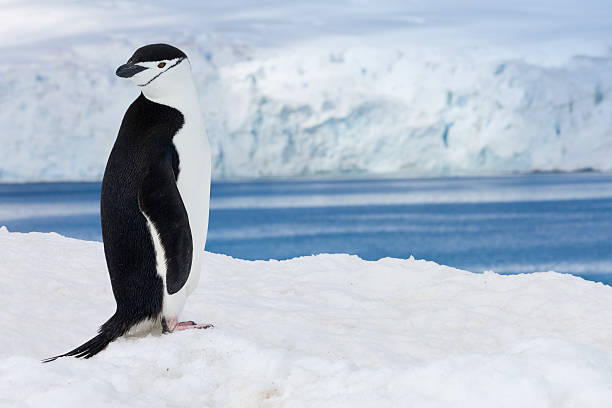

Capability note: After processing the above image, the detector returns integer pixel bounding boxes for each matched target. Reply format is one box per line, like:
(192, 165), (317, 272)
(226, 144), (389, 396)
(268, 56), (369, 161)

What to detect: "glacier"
(1, 0), (612, 181)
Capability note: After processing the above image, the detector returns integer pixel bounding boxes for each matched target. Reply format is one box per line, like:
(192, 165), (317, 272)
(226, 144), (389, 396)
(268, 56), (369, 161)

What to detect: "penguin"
(44, 44), (212, 362)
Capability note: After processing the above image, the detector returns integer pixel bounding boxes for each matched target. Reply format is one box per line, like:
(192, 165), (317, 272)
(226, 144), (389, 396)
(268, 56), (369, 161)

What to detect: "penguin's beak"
(115, 62), (148, 78)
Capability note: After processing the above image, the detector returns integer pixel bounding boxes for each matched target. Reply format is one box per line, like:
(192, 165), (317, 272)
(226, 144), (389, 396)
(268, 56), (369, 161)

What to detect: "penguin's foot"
(176, 321), (214, 331)
(162, 317), (213, 333)
(162, 316), (178, 333)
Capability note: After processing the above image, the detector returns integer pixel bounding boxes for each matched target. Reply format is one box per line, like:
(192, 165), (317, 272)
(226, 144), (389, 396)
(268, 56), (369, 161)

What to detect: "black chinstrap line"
(138, 57), (185, 87)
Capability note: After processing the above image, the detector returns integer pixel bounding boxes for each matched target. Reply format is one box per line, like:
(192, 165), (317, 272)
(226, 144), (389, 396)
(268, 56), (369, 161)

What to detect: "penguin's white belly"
(161, 121), (211, 319)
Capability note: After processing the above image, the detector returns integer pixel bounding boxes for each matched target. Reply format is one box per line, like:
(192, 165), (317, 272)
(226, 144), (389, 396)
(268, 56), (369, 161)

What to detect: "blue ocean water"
(1, 173), (611, 284)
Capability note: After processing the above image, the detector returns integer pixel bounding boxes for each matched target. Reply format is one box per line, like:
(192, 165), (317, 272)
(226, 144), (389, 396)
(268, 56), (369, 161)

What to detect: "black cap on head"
(128, 44), (187, 64)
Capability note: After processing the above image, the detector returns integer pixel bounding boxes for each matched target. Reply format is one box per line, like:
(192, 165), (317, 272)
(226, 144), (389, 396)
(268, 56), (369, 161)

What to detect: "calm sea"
(1, 173), (611, 284)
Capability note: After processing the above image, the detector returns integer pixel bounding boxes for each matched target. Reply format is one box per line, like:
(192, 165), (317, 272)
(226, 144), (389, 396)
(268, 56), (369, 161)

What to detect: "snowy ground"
(2, 228), (612, 407)
(2, 0), (612, 181)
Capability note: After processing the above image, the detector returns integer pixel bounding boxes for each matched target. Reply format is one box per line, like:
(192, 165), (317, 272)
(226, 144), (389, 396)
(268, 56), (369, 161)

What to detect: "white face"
(129, 57), (186, 87)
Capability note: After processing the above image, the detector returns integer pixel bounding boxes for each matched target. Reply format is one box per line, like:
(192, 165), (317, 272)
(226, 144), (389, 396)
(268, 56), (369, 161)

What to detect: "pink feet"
(175, 321), (214, 331)
(162, 317), (213, 333)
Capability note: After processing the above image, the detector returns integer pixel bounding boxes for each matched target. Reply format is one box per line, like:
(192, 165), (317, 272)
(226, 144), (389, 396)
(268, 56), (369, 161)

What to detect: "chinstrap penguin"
(44, 44), (212, 362)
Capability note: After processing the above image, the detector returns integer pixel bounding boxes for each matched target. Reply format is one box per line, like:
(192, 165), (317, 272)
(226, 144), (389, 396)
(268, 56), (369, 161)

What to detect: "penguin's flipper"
(138, 150), (193, 295)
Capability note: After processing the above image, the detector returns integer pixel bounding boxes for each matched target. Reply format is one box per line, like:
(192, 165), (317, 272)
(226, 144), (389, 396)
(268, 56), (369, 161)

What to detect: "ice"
(1, 0), (612, 181)
(2, 229), (612, 406)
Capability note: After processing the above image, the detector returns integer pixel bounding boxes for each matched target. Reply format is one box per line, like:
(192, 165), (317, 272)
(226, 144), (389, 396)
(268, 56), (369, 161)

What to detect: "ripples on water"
(1, 173), (611, 284)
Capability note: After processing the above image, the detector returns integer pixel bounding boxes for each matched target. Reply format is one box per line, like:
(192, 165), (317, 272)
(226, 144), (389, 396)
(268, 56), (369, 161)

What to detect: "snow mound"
(2, 1), (612, 181)
(2, 230), (612, 407)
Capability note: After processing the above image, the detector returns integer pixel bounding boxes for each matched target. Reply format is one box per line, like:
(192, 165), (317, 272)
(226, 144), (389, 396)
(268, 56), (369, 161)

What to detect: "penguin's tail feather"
(42, 312), (134, 363)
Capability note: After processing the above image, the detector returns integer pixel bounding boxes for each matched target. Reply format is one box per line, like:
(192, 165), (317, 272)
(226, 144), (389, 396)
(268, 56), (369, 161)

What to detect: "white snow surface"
(2, 228), (612, 407)
(2, 0), (612, 181)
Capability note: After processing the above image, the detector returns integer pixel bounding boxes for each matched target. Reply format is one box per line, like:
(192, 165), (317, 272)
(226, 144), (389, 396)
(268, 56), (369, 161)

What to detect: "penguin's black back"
(101, 93), (184, 321)
(43, 94), (186, 362)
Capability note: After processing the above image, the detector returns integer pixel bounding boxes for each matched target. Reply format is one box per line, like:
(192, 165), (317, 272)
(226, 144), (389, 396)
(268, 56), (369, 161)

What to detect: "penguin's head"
(116, 44), (190, 90)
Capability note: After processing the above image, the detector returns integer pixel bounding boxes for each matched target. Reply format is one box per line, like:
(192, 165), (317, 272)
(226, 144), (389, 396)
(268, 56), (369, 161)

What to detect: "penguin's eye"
(158, 62), (166, 68)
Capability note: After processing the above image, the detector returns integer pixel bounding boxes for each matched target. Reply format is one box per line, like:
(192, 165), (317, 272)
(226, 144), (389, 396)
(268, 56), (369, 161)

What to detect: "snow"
(2, 228), (612, 406)
(2, 0), (612, 181)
